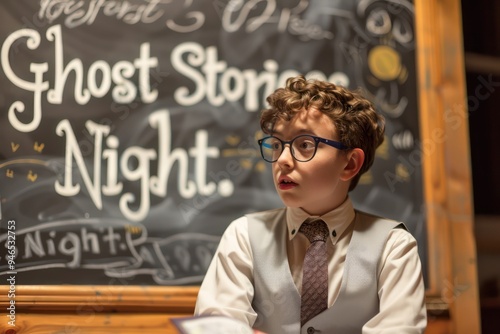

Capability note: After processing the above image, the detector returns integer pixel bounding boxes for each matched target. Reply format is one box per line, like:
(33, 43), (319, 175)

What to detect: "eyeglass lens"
(260, 136), (317, 162)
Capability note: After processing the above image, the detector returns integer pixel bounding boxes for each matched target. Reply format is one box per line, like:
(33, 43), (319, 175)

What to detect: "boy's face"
(271, 108), (353, 215)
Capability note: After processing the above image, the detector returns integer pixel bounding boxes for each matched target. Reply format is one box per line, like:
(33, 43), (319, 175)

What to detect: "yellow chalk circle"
(368, 45), (402, 81)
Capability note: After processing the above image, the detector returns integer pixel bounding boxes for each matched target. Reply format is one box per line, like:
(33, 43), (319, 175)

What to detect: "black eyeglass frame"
(257, 135), (350, 163)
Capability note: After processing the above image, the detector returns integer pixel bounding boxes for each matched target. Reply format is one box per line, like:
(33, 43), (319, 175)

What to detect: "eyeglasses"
(257, 135), (349, 163)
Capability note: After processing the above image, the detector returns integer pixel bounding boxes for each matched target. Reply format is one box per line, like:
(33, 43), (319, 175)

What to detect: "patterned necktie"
(299, 218), (329, 326)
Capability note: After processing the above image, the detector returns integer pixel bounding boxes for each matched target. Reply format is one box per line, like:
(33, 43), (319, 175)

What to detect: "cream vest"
(246, 208), (404, 334)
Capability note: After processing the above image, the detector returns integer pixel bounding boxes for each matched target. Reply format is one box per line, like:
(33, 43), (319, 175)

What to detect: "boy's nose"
(277, 145), (294, 167)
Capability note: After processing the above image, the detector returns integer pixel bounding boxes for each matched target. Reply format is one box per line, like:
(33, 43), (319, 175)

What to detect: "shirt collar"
(286, 197), (355, 245)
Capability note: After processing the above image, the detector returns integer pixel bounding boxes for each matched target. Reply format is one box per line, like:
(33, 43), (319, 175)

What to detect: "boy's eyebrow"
(272, 129), (316, 136)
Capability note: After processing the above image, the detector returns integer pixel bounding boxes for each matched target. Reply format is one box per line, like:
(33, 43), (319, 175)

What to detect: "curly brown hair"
(260, 75), (385, 191)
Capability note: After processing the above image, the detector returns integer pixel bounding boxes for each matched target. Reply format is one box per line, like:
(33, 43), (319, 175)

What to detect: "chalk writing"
(39, 0), (164, 28)
(1, 24), (158, 132)
(55, 109), (231, 222)
(0, 220), (219, 284)
(171, 41), (349, 111)
(38, 0), (206, 32)
(221, 0), (333, 41)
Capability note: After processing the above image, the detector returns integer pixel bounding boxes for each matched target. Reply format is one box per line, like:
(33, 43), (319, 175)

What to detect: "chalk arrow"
(27, 170), (38, 182)
(11, 142), (19, 152)
(34, 141), (45, 153)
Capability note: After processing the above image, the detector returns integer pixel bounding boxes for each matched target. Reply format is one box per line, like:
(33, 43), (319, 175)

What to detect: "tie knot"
(299, 218), (329, 243)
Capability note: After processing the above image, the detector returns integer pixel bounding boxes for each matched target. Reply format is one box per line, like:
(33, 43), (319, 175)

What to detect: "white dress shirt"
(195, 197), (427, 333)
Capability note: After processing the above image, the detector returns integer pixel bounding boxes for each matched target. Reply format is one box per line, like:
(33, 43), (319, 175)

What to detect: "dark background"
(462, 1), (500, 215)
(461, 1), (500, 333)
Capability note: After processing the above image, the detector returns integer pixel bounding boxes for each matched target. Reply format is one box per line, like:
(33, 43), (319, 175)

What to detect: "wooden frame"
(415, 0), (481, 333)
(0, 285), (198, 313)
(0, 285), (198, 333)
(0, 0), (481, 333)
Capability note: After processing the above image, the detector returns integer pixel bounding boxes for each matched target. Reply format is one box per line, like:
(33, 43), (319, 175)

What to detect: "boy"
(194, 75), (427, 333)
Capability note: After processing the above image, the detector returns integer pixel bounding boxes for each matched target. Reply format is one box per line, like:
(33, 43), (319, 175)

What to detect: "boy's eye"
(268, 139), (281, 150)
(296, 139), (315, 150)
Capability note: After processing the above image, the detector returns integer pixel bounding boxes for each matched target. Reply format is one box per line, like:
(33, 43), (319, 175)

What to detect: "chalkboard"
(0, 0), (425, 286)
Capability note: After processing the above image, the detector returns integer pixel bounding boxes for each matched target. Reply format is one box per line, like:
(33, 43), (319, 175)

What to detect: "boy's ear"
(341, 148), (365, 181)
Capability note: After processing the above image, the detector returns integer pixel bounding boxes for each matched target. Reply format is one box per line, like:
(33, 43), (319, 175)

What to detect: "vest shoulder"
(355, 210), (408, 231)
